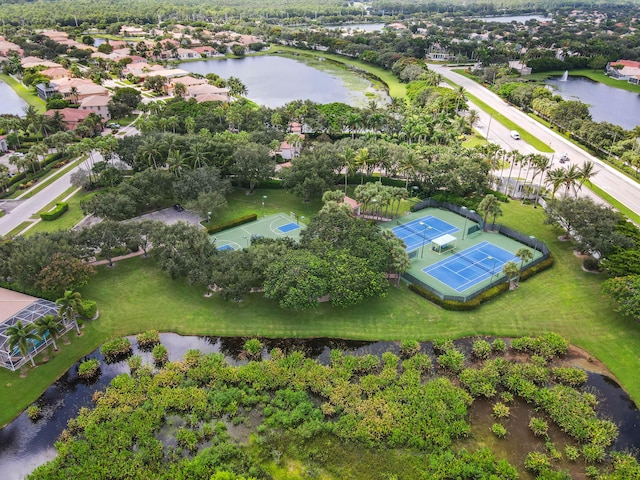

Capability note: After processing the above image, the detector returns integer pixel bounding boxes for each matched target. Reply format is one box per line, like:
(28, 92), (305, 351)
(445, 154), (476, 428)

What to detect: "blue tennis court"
(423, 241), (519, 292)
(278, 222), (300, 233)
(392, 215), (460, 252)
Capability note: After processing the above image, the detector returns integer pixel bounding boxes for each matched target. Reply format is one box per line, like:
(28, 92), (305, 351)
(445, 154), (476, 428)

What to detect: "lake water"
(546, 75), (640, 131)
(177, 55), (389, 108)
(0, 79), (27, 116)
(1, 334), (638, 479)
(477, 14), (551, 23)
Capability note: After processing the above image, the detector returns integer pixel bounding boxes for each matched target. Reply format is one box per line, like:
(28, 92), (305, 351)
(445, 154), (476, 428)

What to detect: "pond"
(546, 75), (640, 131)
(476, 14), (552, 23)
(0, 79), (27, 116)
(0, 335), (638, 479)
(177, 55), (390, 108)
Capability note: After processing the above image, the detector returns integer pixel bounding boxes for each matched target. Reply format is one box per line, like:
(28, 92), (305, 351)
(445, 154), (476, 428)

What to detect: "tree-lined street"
(431, 64), (640, 213)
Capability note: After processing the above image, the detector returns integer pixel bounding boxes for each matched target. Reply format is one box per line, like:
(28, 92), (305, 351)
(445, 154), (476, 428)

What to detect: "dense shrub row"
(207, 213), (258, 234)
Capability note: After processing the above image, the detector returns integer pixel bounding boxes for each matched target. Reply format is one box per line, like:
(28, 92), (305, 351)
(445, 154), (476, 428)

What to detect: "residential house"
(36, 83), (59, 100)
(168, 75), (207, 94)
(192, 46), (220, 58)
(495, 175), (541, 200)
(606, 60), (640, 83)
(194, 93), (230, 103)
(79, 95), (111, 120)
(44, 108), (93, 130)
(120, 26), (146, 36)
(52, 78), (109, 102)
(0, 37), (23, 57)
(426, 44), (454, 61)
(39, 67), (71, 80)
(174, 48), (199, 60)
(277, 139), (304, 160)
(20, 56), (60, 69)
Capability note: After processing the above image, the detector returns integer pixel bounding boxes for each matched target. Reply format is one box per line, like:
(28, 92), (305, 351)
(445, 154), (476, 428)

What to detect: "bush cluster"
(77, 358), (100, 379)
(100, 337), (132, 362)
(136, 330), (160, 350)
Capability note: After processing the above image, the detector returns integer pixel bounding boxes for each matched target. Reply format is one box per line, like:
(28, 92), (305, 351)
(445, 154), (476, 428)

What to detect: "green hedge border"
(40, 202), (68, 221)
(207, 213), (258, 234)
(409, 255), (555, 310)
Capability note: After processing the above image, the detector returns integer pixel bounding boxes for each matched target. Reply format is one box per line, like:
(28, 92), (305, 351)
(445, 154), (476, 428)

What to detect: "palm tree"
(477, 194), (498, 231)
(167, 150), (188, 177)
(466, 109), (480, 129)
(6, 321), (41, 368)
(545, 167), (566, 199)
(515, 247), (534, 282)
(502, 261), (521, 290)
(56, 290), (83, 335)
(35, 315), (63, 351)
(370, 143), (390, 181)
(138, 136), (162, 169)
(187, 142), (209, 169)
(577, 160), (598, 192)
(69, 86), (80, 105)
(531, 154), (553, 207)
(339, 147), (357, 194)
(354, 147), (370, 185)
(560, 164), (582, 197)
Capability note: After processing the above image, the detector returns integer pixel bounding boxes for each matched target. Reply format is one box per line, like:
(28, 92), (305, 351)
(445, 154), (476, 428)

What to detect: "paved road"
(0, 122), (139, 236)
(431, 65), (640, 213)
(0, 162), (82, 235)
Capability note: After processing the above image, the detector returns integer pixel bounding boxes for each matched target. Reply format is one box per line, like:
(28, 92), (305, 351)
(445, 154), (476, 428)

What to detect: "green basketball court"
(211, 212), (307, 250)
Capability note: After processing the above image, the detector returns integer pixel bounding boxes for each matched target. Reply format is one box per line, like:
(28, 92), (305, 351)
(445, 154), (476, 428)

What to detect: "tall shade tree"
(56, 290), (83, 335)
(6, 320), (40, 367)
(34, 315), (63, 351)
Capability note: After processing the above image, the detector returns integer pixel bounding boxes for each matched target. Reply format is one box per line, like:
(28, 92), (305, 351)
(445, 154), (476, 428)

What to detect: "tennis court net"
(397, 222), (429, 238)
(456, 253), (496, 275)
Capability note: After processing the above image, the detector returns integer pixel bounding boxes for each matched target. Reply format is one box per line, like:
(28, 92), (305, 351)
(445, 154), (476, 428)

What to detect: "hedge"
(40, 202), (68, 221)
(408, 255), (555, 310)
(207, 213), (258, 234)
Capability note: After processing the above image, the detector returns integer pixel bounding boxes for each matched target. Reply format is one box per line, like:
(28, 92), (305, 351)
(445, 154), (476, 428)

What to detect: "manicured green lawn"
(206, 187), (323, 227)
(25, 189), (96, 236)
(2, 200), (640, 428)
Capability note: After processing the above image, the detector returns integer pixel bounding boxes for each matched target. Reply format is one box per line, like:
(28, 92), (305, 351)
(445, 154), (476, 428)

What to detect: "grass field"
(1, 199), (639, 428)
(24, 189), (96, 236)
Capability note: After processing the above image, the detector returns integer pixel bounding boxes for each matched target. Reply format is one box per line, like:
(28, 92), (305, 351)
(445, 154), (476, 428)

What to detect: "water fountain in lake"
(560, 70), (568, 81)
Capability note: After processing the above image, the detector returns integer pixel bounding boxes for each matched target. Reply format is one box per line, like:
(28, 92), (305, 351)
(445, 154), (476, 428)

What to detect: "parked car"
(106, 123), (120, 129)
(11, 152), (24, 157)
(559, 152), (570, 163)
(173, 204), (184, 212)
(510, 130), (521, 140)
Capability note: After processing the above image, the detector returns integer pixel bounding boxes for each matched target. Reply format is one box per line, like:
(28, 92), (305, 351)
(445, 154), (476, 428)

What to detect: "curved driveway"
(431, 65), (640, 213)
